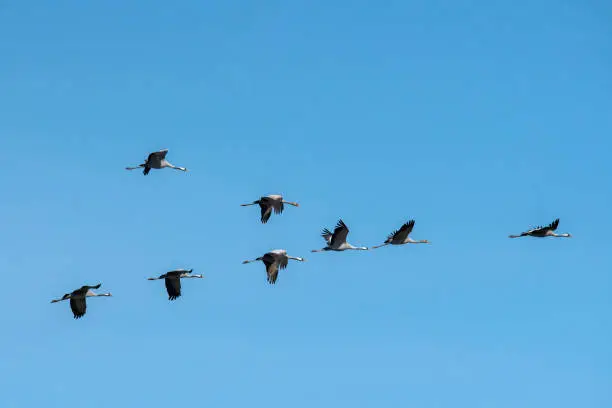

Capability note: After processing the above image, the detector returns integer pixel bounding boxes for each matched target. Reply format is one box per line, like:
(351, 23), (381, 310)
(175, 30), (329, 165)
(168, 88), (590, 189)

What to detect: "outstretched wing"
(330, 219), (349, 247)
(144, 149), (168, 171)
(261, 194), (285, 214)
(321, 228), (333, 243)
(273, 252), (289, 270)
(262, 254), (279, 284)
(259, 201), (273, 224)
(165, 277), (182, 300)
(388, 220), (415, 242)
(70, 297), (87, 319)
(273, 201), (284, 214)
(526, 218), (560, 234)
(547, 218), (560, 231)
(152, 149), (169, 160)
(167, 268), (193, 274)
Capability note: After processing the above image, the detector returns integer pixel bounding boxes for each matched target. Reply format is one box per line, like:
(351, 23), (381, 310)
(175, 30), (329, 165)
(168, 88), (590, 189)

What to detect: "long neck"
(287, 256), (305, 261)
(88, 293), (111, 297)
(240, 202), (259, 207)
(552, 233), (571, 237)
(406, 237), (427, 244)
(282, 201), (299, 207)
(349, 244), (368, 250)
(242, 258), (262, 264)
(182, 274), (204, 279)
(167, 163), (187, 171)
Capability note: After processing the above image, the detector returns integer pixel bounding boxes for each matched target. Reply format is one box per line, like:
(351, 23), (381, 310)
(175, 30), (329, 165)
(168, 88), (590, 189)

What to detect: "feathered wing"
(262, 255), (279, 284)
(150, 149), (168, 160)
(330, 219), (349, 247)
(321, 228), (333, 244)
(273, 253), (289, 270)
(143, 150), (168, 174)
(388, 220), (415, 243)
(272, 200), (284, 215)
(526, 218), (560, 235)
(165, 277), (182, 300)
(259, 202), (273, 224)
(168, 268), (193, 274)
(70, 297), (87, 319)
(548, 218), (560, 231)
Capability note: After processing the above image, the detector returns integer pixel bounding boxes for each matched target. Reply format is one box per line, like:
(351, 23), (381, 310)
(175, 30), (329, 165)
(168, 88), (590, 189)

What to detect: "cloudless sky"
(1, 1), (611, 407)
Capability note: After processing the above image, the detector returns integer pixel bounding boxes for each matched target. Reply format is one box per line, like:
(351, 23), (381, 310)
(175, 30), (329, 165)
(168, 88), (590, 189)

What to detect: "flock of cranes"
(51, 148), (573, 319)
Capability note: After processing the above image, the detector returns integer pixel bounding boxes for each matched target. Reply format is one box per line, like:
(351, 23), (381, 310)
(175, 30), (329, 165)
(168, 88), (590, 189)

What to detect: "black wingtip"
(551, 218), (560, 229)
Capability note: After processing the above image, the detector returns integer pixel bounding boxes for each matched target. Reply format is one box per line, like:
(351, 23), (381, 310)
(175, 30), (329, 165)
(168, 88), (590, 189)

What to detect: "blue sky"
(1, 1), (611, 407)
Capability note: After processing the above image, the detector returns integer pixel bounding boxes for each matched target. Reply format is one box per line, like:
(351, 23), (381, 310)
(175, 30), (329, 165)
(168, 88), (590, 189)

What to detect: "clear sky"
(1, 1), (610, 407)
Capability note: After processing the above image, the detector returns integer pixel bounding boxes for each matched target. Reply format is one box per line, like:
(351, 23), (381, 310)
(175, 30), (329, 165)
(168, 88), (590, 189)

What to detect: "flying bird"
(240, 195), (299, 224)
(126, 149), (188, 175)
(509, 218), (571, 238)
(311, 219), (368, 252)
(371, 220), (430, 249)
(147, 269), (203, 300)
(50, 284), (112, 319)
(242, 249), (306, 284)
